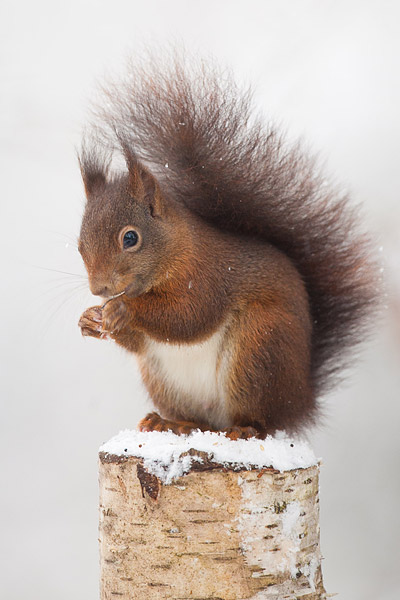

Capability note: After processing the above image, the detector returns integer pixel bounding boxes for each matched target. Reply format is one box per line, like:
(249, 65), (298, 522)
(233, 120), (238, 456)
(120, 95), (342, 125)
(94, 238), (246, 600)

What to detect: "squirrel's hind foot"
(138, 412), (206, 435)
(222, 425), (261, 440)
(138, 412), (261, 440)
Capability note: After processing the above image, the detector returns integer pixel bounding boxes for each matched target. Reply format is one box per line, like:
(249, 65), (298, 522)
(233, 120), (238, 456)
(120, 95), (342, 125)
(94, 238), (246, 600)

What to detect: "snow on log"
(99, 430), (327, 599)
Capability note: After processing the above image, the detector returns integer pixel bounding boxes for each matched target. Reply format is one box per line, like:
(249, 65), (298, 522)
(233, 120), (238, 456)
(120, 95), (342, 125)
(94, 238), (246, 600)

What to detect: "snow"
(302, 556), (318, 593)
(280, 500), (302, 578)
(99, 428), (317, 484)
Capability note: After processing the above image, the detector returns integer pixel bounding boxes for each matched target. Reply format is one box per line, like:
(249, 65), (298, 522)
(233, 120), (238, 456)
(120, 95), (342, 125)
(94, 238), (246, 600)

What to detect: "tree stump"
(99, 431), (327, 599)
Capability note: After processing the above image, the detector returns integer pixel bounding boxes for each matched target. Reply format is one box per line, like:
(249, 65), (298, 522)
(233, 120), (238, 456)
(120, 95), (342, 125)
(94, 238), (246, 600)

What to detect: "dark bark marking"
(137, 462), (160, 500)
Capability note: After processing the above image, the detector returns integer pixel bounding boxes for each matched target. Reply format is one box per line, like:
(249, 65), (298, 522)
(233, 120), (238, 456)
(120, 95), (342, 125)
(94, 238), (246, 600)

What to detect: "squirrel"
(78, 54), (377, 439)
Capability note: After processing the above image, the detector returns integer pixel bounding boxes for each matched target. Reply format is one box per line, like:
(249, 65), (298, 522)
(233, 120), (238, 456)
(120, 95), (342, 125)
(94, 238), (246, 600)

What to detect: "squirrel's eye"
(122, 230), (139, 249)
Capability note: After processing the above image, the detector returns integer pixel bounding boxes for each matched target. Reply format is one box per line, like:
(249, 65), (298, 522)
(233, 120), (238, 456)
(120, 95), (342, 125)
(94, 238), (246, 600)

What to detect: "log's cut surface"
(99, 431), (326, 600)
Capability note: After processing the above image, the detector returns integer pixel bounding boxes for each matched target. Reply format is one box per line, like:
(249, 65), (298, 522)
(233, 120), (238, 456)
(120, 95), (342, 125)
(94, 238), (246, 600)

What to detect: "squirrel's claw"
(78, 306), (104, 339)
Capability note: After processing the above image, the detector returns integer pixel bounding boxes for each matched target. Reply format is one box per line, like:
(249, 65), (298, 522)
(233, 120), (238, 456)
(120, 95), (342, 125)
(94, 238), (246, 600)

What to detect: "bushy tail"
(89, 51), (378, 396)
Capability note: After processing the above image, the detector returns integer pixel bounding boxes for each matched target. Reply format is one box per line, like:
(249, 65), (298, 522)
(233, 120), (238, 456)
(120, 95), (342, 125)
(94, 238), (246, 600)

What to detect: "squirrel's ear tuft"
(122, 144), (164, 217)
(78, 142), (110, 197)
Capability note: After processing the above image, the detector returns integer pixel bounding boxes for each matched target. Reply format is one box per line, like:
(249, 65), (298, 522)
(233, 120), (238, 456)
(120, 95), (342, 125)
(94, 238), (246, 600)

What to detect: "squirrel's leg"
(226, 303), (313, 435)
(102, 296), (146, 352)
(78, 298), (145, 352)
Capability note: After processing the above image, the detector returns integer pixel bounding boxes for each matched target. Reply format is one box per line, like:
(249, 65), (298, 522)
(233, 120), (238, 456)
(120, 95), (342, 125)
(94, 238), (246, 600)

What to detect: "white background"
(1, 1), (399, 598)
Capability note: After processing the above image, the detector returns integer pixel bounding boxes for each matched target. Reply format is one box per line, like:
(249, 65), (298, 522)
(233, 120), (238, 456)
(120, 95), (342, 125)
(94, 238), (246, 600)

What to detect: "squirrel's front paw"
(78, 306), (105, 339)
(102, 297), (129, 336)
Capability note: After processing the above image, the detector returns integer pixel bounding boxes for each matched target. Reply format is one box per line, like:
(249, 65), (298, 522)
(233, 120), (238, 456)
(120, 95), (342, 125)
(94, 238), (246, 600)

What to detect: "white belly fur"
(144, 324), (231, 428)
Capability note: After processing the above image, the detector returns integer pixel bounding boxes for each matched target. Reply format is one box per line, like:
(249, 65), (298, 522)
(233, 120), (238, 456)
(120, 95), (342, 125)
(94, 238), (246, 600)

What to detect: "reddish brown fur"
(78, 53), (377, 436)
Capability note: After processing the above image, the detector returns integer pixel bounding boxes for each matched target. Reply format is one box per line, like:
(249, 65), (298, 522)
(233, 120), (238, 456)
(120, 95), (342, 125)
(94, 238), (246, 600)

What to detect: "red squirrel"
(78, 55), (377, 439)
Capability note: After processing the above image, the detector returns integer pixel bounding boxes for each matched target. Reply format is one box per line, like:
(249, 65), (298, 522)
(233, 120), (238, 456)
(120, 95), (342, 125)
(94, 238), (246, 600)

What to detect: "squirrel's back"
(81, 51), (378, 397)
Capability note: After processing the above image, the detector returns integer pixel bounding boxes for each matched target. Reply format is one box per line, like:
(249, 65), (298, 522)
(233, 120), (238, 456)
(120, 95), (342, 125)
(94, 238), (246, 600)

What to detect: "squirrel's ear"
(139, 166), (164, 218)
(80, 165), (108, 197)
(122, 146), (164, 217)
(78, 145), (110, 197)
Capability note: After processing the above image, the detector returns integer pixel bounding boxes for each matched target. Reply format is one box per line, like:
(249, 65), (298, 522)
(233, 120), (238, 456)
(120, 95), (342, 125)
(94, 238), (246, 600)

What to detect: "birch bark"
(99, 449), (326, 599)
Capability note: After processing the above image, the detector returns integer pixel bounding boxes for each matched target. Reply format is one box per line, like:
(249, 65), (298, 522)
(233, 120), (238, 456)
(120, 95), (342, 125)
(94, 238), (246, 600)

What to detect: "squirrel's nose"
(90, 282), (111, 298)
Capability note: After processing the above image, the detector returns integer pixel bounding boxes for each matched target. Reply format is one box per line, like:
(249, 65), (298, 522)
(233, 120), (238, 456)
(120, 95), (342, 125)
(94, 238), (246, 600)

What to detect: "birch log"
(99, 443), (327, 599)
